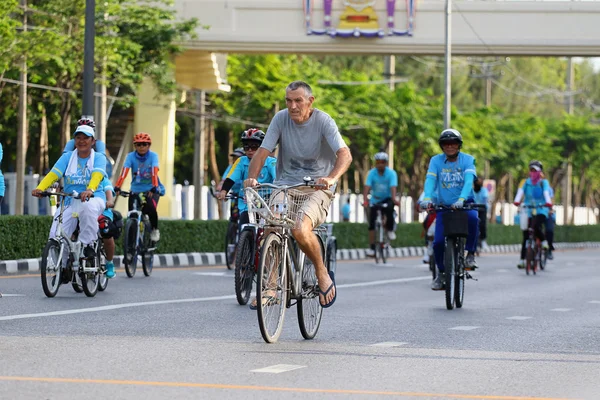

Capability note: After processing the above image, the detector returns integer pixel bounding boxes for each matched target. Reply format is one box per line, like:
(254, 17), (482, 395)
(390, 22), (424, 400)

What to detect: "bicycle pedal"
(465, 272), (478, 281)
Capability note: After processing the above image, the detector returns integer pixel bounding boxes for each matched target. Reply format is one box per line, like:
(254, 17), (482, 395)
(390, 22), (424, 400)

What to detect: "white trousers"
(49, 197), (106, 245)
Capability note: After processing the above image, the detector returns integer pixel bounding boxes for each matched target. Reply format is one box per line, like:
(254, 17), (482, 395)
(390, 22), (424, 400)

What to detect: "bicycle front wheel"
(257, 232), (287, 344)
(41, 239), (62, 298)
(235, 229), (255, 305)
(525, 241), (534, 276)
(142, 219), (154, 277)
(97, 242), (109, 292)
(225, 221), (238, 270)
(455, 239), (466, 309)
(123, 219), (138, 278)
(444, 237), (456, 310)
(298, 236), (325, 340)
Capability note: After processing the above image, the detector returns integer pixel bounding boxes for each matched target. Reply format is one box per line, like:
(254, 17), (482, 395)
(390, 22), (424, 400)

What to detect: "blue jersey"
(521, 178), (550, 218)
(51, 150), (107, 204)
(227, 156), (277, 212)
(222, 164), (242, 194)
(123, 151), (165, 194)
(365, 167), (398, 205)
(424, 152), (476, 206)
(474, 187), (489, 209)
(342, 203), (351, 219)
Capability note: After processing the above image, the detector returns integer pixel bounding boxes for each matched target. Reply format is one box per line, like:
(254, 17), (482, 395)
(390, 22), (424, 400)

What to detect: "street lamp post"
(82, 0), (95, 121)
(443, 0), (452, 129)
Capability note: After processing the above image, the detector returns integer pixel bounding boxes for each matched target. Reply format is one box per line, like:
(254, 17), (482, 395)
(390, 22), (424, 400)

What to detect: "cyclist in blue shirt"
(513, 160), (552, 269)
(217, 129), (277, 227)
(420, 129), (479, 290)
(473, 177), (489, 250)
(114, 132), (165, 243)
(32, 125), (107, 259)
(545, 184), (555, 259)
(217, 147), (245, 222)
(342, 198), (351, 222)
(362, 152), (400, 257)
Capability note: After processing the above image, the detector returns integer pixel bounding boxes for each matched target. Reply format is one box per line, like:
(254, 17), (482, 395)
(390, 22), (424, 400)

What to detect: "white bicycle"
(39, 192), (102, 298)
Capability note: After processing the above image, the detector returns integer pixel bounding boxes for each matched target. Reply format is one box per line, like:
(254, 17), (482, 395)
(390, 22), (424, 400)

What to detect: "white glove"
(452, 198), (464, 208)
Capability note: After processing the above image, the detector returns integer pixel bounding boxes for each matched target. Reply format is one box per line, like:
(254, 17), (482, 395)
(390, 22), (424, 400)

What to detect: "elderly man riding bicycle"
(244, 80), (352, 309)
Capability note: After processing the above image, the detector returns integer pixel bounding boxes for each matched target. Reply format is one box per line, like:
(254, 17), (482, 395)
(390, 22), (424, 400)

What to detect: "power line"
(0, 77), (121, 100)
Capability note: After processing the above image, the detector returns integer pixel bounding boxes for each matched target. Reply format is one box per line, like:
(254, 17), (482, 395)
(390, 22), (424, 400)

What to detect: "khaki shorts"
(298, 188), (334, 229)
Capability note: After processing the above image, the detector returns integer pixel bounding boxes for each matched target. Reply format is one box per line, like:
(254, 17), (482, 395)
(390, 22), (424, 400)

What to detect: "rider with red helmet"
(115, 132), (164, 242)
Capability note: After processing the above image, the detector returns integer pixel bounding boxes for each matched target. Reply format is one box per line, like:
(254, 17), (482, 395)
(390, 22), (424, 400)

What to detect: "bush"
(1, 216), (598, 260)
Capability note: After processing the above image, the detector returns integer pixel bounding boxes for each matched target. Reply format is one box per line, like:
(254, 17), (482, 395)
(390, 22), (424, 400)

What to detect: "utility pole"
(16, 0), (27, 215)
(82, 0), (95, 121)
(384, 55), (396, 167)
(562, 58), (574, 225)
(193, 91), (206, 220)
(470, 60), (503, 107)
(443, 0), (452, 129)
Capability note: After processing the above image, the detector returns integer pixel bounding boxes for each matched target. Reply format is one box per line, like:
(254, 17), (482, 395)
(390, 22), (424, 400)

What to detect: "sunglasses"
(243, 144), (260, 151)
(135, 143), (150, 147)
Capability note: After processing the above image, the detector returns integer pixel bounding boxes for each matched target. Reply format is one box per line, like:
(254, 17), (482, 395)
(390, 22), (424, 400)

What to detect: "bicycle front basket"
(442, 211), (469, 238)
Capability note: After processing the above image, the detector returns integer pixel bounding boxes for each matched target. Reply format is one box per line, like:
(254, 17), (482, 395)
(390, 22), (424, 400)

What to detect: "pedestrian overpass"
(133, 0), (600, 218)
(176, 0), (600, 56)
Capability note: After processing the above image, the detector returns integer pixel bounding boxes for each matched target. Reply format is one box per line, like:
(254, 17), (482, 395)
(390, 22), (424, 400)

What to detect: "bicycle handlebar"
(428, 203), (487, 212)
(40, 191), (93, 200)
(247, 177), (326, 191)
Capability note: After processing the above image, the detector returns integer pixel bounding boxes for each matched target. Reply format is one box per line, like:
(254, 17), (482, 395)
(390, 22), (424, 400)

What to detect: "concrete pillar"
(134, 78), (176, 218)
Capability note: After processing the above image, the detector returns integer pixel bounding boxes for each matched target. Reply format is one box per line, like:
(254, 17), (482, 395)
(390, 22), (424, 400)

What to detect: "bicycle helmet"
(438, 129), (463, 149)
(529, 160), (543, 171)
(133, 132), (152, 144)
(374, 152), (389, 161)
(241, 128), (265, 142)
(77, 118), (96, 129)
(230, 147), (245, 157)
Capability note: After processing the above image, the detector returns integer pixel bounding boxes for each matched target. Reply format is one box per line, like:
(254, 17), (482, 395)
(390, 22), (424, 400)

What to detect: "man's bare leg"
(292, 217), (334, 306)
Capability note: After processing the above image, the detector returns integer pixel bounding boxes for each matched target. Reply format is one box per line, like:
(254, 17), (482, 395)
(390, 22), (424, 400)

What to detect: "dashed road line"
(251, 364), (306, 374)
(449, 326), (480, 331)
(550, 308), (572, 312)
(370, 342), (408, 348)
(506, 316), (532, 320)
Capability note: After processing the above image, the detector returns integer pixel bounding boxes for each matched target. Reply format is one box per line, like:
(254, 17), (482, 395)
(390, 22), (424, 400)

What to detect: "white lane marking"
(0, 294), (26, 297)
(589, 300), (600, 304)
(506, 316), (532, 320)
(370, 342), (408, 347)
(551, 308), (572, 312)
(0, 276), (430, 322)
(0, 295), (236, 321)
(192, 272), (227, 277)
(251, 364), (306, 374)
(338, 276), (430, 289)
(449, 326), (480, 331)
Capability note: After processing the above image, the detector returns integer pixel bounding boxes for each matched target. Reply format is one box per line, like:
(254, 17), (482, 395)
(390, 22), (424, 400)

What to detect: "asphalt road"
(1, 249), (599, 400)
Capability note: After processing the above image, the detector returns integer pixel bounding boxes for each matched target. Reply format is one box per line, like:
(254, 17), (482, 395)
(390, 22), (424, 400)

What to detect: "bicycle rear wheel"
(225, 221), (238, 270)
(257, 232), (287, 344)
(444, 237), (456, 310)
(123, 219), (138, 278)
(41, 239), (62, 298)
(455, 239), (466, 309)
(525, 241), (534, 276)
(539, 248), (547, 271)
(298, 236), (325, 340)
(326, 238), (337, 275)
(235, 229), (255, 305)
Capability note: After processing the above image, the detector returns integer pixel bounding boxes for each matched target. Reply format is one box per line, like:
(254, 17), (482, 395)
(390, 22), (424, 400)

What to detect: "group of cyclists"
(362, 128), (556, 290)
(31, 119), (164, 279)
(26, 78), (557, 306)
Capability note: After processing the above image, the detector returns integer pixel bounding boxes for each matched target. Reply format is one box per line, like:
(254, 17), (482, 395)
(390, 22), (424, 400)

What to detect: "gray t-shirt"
(261, 109), (348, 186)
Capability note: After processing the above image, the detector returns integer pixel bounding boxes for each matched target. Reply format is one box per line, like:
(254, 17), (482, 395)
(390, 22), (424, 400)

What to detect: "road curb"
(1, 242), (599, 275)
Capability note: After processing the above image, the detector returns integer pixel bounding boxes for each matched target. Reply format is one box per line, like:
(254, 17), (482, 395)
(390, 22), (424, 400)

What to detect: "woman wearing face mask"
(513, 160), (553, 269)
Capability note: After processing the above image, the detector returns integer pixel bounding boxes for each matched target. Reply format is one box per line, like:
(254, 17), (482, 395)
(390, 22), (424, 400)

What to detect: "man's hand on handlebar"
(244, 178), (258, 188)
(315, 176), (336, 190)
(31, 189), (43, 198)
(216, 190), (228, 201)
